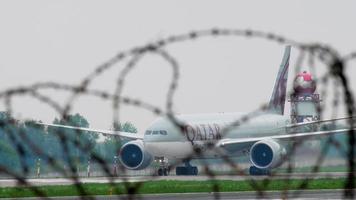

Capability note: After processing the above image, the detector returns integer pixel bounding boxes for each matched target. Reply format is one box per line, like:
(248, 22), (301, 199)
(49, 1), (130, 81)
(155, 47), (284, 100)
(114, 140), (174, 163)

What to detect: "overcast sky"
(1, 1), (355, 132)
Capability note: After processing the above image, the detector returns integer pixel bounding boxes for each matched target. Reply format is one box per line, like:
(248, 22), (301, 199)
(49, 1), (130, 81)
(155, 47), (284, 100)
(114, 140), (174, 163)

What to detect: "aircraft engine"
(249, 139), (287, 169)
(119, 140), (153, 170)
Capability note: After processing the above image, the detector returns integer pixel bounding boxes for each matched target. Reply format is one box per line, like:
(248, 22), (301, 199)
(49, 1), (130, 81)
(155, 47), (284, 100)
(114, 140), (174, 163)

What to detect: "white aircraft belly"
(145, 141), (233, 159)
(145, 141), (194, 158)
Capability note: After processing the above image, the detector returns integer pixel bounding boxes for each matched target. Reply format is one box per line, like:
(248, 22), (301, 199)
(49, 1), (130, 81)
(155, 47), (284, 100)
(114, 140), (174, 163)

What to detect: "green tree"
(0, 112), (24, 173)
(113, 122), (138, 133)
(20, 120), (47, 173)
(47, 113), (98, 171)
(46, 118), (63, 161)
(95, 121), (137, 162)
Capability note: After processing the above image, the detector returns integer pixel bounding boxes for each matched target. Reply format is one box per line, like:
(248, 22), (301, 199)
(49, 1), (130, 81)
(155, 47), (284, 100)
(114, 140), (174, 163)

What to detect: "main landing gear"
(176, 160), (198, 176)
(156, 157), (170, 176)
(249, 166), (271, 176)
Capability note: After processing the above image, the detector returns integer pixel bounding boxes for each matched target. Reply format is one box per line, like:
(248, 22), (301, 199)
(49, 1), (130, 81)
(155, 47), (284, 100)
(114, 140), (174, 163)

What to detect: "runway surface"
(1, 189), (353, 199)
(0, 172), (350, 187)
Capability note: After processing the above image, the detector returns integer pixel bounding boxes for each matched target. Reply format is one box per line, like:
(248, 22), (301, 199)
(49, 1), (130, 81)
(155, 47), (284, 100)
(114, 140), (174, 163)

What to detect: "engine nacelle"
(249, 139), (287, 169)
(119, 140), (153, 170)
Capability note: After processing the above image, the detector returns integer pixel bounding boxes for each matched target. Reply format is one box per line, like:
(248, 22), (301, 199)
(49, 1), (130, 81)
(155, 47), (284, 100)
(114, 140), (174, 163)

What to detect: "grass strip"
(0, 178), (352, 198)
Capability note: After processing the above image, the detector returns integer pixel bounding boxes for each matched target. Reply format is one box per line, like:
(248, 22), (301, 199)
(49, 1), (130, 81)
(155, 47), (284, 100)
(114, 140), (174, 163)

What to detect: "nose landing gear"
(157, 167), (169, 176)
(155, 157), (170, 176)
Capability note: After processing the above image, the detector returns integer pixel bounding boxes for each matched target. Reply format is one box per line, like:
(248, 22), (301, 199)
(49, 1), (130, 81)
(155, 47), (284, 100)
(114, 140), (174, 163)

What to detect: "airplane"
(38, 46), (356, 176)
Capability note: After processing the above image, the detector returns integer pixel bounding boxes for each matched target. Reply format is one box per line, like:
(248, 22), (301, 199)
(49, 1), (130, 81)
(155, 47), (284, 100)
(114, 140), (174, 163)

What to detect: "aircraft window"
(160, 130), (168, 135)
(145, 130), (152, 135)
(152, 131), (159, 135)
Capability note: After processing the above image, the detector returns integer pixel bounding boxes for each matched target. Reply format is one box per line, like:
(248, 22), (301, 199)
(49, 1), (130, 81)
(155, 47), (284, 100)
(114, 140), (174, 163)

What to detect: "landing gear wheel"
(158, 168), (164, 176)
(175, 159), (198, 176)
(175, 166), (185, 175)
(192, 166), (198, 175)
(157, 167), (169, 176)
(175, 166), (198, 175)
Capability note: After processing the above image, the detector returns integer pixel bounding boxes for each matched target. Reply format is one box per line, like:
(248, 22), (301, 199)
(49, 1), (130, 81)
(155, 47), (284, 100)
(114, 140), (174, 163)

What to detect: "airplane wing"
(37, 122), (143, 140)
(284, 116), (355, 128)
(217, 127), (356, 147)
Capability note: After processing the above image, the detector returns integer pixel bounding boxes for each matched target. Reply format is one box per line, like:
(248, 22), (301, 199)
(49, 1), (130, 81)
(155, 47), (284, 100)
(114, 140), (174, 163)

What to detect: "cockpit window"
(160, 130), (167, 135)
(148, 130), (167, 135)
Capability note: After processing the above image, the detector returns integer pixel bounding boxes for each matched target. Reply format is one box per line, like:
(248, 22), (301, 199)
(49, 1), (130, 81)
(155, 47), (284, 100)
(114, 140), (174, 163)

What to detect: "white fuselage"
(143, 112), (290, 159)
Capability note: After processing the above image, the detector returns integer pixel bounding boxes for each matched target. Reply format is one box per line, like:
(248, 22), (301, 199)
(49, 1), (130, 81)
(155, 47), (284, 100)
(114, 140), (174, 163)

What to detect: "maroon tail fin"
(267, 45), (291, 115)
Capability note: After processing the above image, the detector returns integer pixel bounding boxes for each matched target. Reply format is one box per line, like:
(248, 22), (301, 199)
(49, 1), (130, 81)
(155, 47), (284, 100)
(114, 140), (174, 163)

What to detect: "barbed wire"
(0, 28), (355, 199)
